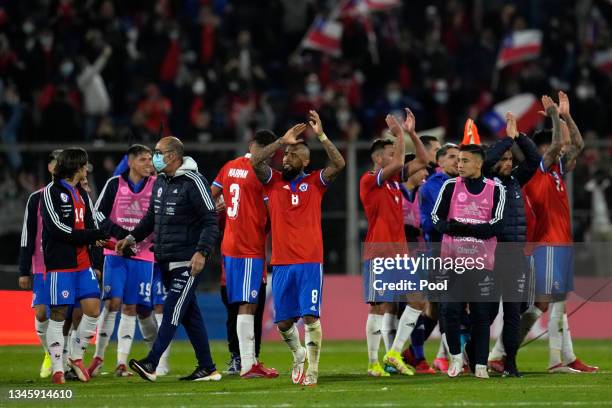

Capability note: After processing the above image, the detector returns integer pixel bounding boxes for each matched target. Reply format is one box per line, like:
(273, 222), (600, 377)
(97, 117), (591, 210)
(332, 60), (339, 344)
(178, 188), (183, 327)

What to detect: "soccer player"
(18, 150), (62, 378)
(482, 112), (540, 377)
(41, 148), (108, 384)
(420, 135), (442, 176)
(211, 130), (279, 379)
(360, 110), (429, 377)
(89, 144), (161, 377)
(117, 136), (220, 382)
(250, 110), (345, 386)
(519, 92), (597, 373)
(417, 142), (460, 372)
(432, 144), (506, 378)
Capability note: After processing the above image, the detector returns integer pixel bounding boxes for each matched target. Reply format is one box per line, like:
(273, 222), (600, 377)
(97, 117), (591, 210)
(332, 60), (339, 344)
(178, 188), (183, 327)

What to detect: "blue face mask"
(152, 153), (167, 172)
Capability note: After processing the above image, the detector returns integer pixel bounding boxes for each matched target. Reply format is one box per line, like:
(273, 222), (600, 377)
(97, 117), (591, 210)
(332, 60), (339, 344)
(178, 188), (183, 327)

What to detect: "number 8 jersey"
(213, 154), (268, 258)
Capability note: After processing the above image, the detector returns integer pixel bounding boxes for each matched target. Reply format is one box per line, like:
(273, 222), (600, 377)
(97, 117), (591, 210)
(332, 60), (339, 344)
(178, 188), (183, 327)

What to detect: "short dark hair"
(127, 144), (152, 158)
(252, 130), (277, 147)
(48, 149), (62, 164)
(435, 143), (459, 161)
(420, 135), (439, 149)
(532, 129), (552, 147)
(404, 153), (416, 163)
(459, 144), (485, 160)
(369, 139), (393, 155)
(54, 148), (88, 180)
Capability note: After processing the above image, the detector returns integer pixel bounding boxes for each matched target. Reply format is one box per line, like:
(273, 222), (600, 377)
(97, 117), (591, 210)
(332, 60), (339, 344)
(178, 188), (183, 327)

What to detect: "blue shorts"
(152, 264), (167, 306)
(532, 246), (574, 295)
(363, 258), (423, 303)
(103, 256), (154, 306)
(32, 274), (50, 307)
(48, 268), (100, 306)
(272, 263), (323, 323)
(224, 256), (264, 304)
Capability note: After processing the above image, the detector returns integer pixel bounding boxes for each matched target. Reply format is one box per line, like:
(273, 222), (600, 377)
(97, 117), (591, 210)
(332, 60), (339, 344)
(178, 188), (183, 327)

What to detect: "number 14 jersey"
(213, 154), (268, 258)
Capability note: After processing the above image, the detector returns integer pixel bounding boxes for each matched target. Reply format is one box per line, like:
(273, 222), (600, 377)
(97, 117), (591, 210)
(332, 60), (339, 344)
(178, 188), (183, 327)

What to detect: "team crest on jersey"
(120, 187), (129, 195)
(251, 290), (258, 298)
(157, 188), (163, 197)
(62, 290), (70, 299)
(60, 193), (69, 203)
(457, 192), (467, 202)
(299, 183), (309, 192)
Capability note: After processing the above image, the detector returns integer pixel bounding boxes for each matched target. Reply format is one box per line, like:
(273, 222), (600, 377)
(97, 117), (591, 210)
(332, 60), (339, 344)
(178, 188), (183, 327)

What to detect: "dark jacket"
(129, 157), (219, 263)
(431, 176), (506, 239)
(40, 181), (106, 271)
(420, 171), (450, 242)
(483, 134), (540, 242)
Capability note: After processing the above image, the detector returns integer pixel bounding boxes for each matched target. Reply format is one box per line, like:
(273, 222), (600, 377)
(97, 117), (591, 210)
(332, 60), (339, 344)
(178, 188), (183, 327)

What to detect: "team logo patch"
(457, 192), (467, 202)
(120, 187), (129, 195)
(62, 290), (70, 299)
(104, 285), (111, 293)
(60, 193), (69, 203)
(251, 290), (258, 298)
(157, 188), (163, 198)
(299, 183), (309, 192)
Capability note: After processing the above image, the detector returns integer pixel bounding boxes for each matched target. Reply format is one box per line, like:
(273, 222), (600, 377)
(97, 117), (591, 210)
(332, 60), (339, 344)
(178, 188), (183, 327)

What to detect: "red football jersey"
(264, 169), (327, 265)
(55, 183), (90, 271)
(523, 160), (572, 245)
(360, 170), (406, 247)
(213, 155), (268, 258)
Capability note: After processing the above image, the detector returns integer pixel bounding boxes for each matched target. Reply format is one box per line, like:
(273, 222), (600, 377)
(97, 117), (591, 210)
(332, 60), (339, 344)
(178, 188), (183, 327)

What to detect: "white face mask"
(23, 21), (35, 34)
(40, 35), (53, 48)
(60, 61), (74, 77)
(306, 82), (321, 96)
(192, 79), (206, 95)
(387, 90), (401, 103)
(576, 83), (594, 101)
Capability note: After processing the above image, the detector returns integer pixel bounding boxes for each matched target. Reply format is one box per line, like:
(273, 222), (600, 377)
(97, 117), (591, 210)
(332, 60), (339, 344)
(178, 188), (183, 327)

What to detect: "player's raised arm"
(308, 110), (345, 183)
(377, 114), (406, 183)
(401, 108), (428, 177)
(539, 95), (563, 170)
(250, 123), (307, 183)
(557, 91), (584, 171)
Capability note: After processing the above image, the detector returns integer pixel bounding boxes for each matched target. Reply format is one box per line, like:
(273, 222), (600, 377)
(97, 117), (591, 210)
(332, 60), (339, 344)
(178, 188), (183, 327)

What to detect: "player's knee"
(34, 306), (48, 322)
(50, 306), (68, 321)
(136, 304), (152, 318)
(109, 298), (122, 312)
(122, 304), (137, 316)
(239, 303), (257, 315)
(303, 315), (319, 325)
(277, 320), (293, 332)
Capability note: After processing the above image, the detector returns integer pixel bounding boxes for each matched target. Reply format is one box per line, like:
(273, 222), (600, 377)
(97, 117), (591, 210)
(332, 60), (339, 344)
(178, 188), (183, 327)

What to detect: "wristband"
(317, 133), (328, 142)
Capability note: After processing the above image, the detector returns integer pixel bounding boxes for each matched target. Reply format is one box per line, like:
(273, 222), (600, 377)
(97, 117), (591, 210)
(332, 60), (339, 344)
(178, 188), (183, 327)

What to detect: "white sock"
(69, 329), (78, 360)
(305, 320), (322, 376)
(548, 302), (564, 367)
(155, 313), (171, 367)
(561, 312), (576, 364)
(518, 305), (543, 345)
(237, 314), (256, 372)
(278, 324), (303, 361)
(94, 310), (117, 359)
(381, 313), (396, 352)
(391, 306), (421, 353)
(437, 333), (449, 359)
(366, 314), (383, 364)
(489, 334), (506, 361)
(62, 333), (70, 371)
(71, 314), (98, 361)
(47, 320), (65, 374)
(138, 314), (158, 350)
(117, 314), (136, 366)
(35, 318), (49, 354)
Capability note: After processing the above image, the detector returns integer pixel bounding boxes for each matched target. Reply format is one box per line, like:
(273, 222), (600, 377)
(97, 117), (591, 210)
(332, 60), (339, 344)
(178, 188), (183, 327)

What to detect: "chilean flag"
(482, 94), (543, 137)
(496, 30), (542, 69)
(302, 16), (343, 56)
(593, 49), (612, 74)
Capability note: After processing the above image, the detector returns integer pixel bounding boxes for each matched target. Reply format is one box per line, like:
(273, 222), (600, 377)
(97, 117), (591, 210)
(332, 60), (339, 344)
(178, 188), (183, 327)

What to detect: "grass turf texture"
(0, 340), (610, 407)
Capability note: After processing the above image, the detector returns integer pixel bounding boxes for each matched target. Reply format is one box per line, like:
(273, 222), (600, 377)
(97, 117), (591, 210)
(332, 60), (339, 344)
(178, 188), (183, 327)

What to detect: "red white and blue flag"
(593, 49), (612, 74)
(496, 30), (543, 69)
(482, 94), (542, 137)
(301, 16), (343, 56)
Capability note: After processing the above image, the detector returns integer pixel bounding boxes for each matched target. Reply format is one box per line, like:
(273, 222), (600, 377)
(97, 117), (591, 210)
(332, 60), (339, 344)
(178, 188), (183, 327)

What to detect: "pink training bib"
(441, 177), (497, 270)
(402, 190), (420, 229)
(104, 176), (156, 262)
(32, 192), (46, 275)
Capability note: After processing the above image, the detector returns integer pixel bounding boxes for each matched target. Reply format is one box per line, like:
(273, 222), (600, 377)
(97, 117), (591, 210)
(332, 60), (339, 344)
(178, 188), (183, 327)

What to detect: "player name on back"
(228, 168), (249, 179)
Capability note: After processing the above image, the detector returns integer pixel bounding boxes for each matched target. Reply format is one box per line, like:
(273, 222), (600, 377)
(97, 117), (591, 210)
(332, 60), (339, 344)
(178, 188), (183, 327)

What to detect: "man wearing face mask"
(115, 136), (220, 382)
(251, 110), (345, 386)
(481, 112), (540, 378)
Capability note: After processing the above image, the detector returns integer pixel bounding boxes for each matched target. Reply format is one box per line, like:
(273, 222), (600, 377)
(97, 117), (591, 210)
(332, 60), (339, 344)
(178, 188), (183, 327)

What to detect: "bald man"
(116, 136), (221, 382)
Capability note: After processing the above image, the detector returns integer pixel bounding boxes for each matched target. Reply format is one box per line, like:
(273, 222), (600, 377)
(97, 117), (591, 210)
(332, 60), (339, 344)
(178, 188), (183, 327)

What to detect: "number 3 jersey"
(213, 154), (268, 258)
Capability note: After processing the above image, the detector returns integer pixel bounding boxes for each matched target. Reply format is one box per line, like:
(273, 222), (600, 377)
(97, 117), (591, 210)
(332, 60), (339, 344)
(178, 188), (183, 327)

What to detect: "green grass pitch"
(1, 340), (611, 407)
